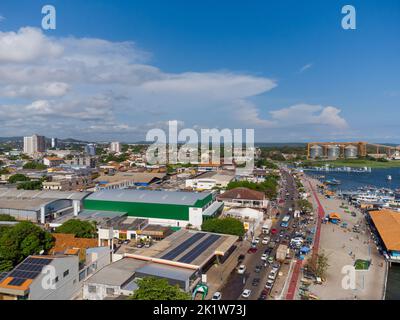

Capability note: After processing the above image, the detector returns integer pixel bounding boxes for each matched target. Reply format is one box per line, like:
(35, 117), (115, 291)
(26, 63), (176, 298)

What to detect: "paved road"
(220, 168), (299, 300)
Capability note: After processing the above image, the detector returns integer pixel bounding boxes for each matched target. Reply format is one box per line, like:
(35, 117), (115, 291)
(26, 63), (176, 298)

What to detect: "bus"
(280, 215), (291, 228)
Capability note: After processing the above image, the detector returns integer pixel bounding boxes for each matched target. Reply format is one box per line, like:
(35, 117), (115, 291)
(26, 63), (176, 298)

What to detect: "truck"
(276, 244), (288, 262)
(262, 219), (273, 234)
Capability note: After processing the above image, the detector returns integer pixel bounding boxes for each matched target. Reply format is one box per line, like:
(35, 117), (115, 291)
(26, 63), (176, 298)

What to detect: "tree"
(130, 277), (191, 300)
(0, 221), (54, 272)
(308, 252), (330, 279)
(55, 219), (97, 238)
(8, 173), (30, 184)
(201, 217), (245, 237)
(297, 199), (313, 212)
(0, 214), (16, 221)
(23, 162), (47, 170)
(17, 180), (43, 190)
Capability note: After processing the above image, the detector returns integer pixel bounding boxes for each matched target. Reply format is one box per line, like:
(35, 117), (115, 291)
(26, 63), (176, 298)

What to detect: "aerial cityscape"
(0, 0), (399, 308)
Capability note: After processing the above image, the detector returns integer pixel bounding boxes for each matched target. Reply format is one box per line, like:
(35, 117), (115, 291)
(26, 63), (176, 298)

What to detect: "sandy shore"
(300, 175), (386, 300)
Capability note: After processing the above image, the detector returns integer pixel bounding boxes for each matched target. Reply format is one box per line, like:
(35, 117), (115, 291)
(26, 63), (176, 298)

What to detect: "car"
(242, 289), (252, 298)
(211, 292), (222, 300)
(262, 237), (270, 245)
(258, 294), (267, 300)
(268, 270), (277, 280)
(254, 237), (260, 244)
(265, 279), (274, 289)
(268, 256), (274, 264)
(271, 228), (278, 235)
(247, 247), (257, 254)
(237, 265), (246, 274)
(136, 243), (144, 248)
(254, 265), (262, 273)
(261, 253), (268, 261)
(272, 263), (280, 272)
(238, 254), (245, 262)
(292, 224), (298, 229)
(252, 278), (260, 286)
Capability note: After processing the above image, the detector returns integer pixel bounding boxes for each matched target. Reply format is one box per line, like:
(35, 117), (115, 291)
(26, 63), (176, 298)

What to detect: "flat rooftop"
(370, 210), (400, 251)
(0, 188), (91, 201)
(133, 229), (238, 267)
(85, 189), (211, 206)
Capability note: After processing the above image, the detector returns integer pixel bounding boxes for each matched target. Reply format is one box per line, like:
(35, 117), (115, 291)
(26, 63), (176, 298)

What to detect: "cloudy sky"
(0, 0), (399, 142)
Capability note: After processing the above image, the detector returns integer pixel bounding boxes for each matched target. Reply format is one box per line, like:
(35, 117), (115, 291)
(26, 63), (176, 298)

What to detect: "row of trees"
(201, 217), (245, 237)
(226, 175), (279, 199)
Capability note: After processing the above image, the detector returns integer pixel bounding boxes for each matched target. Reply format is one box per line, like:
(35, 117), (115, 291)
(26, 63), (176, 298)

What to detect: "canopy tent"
(328, 213), (341, 224)
(300, 246), (311, 253)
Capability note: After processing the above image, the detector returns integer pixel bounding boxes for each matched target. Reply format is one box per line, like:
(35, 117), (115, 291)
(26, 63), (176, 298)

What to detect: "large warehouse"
(83, 189), (223, 228)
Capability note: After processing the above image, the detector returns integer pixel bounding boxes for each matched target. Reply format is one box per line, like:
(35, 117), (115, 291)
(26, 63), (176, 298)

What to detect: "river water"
(306, 167), (400, 300)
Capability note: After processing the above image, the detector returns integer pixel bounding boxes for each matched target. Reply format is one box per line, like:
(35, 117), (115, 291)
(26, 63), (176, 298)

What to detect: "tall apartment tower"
(84, 143), (96, 156)
(110, 141), (121, 153)
(23, 134), (45, 155)
(51, 137), (58, 149)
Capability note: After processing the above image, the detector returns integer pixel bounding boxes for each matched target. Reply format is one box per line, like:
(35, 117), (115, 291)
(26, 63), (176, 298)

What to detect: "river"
(306, 167), (400, 300)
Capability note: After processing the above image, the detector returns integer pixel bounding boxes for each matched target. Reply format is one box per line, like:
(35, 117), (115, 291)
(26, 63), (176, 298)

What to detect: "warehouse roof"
(0, 188), (90, 201)
(217, 187), (265, 201)
(135, 263), (196, 282)
(370, 210), (400, 251)
(85, 189), (211, 206)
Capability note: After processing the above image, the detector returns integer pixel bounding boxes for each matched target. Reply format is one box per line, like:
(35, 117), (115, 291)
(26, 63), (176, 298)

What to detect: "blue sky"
(0, 0), (399, 142)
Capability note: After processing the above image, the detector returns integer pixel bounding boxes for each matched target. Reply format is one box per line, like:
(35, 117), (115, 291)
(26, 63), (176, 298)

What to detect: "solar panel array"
(7, 257), (52, 287)
(178, 234), (221, 264)
(160, 233), (207, 260)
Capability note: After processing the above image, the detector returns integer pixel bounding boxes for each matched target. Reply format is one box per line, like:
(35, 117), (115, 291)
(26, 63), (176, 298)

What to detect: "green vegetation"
(354, 259), (370, 270)
(130, 277), (191, 300)
(255, 159), (278, 169)
(55, 219), (97, 238)
(201, 217), (245, 237)
(16, 180), (43, 190)
(0, 221), (54, 272)
(301, 158), (400, 168)
(101, 153), (129, 163)
(8, 173), (30, 183)
(297, 199), (313, 212)
(309, 252), (330, 279)
(0, 214), (16, 221)
(226, 175), (279, 199)
(23, 161), (47, 170)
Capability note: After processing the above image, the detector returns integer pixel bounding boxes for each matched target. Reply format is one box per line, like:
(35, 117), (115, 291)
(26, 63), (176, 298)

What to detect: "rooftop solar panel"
(8, 278), (26, 286)
(160, 232), (207, 260)
(178, 234), (221, 264)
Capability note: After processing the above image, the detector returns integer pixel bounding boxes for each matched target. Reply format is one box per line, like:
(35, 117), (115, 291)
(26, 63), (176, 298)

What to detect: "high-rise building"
(51, 138), (58, 149)
(23, 134), (45, 155)
(84, 143), (96, 156)
(110, 141), (121, 153)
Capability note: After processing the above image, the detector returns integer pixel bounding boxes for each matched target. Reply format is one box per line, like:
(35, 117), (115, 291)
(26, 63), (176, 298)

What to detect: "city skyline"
(0, 0), (399, 142)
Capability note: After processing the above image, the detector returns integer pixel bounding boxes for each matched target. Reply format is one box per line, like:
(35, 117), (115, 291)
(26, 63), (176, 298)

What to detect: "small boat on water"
(387, 175), (392, 181)
(324, 178), (341, 185)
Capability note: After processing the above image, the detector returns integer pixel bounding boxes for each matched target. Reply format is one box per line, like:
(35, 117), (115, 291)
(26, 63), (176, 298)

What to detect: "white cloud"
(299, 63), (313, 73)
(0, 15), (5, 22)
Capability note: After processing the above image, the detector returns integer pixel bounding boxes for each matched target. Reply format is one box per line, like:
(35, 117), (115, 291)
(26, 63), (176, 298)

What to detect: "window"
(63, 269), (69, 278)
(88, 285), (97, 293)
(106, 287), (115, 295)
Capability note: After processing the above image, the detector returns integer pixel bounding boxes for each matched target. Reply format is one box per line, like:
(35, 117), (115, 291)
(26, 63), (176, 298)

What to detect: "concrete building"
(84, 144), (96, 156)
(42, 175), (92, 191)
(0, 255), (79, 300)
(23, 134), (45, 155)
(0, 189), (90, 223)
(185, 171), (235, 190)
(110, 141), (121, 153)
(83, 189), (223, 228)
(51, 138), (58, 149)
(94, 172), (166, 191)
(43, 156), (64, 167)
(217, 187), (268, 209)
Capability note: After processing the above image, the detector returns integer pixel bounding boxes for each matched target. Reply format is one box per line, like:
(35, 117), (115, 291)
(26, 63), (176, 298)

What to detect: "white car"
(265, 279), (274, 289)
(262, 237), (270, 245)
(211, 292), (222, 300)
(268, 270), (277, 280)
(237, 264), (246, 274)
(261, 253), (268, 261)
(242, 289), (252, 298)
(254, 237), (260, 244)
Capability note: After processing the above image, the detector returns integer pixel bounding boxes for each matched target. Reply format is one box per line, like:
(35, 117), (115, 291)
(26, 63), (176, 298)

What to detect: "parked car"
(242, 289), (252, 298)
(268, 270), (277, 280)
(261, 253), (268, 261)
(271, 228), (278, 235)
(265, 279), (274, 289)
(211, 292), (222, 300)
(272, 262), (280, 273)
(252, 278), (260, 286)
(268, 256), (274, 264)
(262, 237), (270, 245)
(247, 247), (257, 254)
(237, 265), (247, 274)
(254, 237), (260, 244)
(238, 254), (245, 262)
(255, 265), (262, 273)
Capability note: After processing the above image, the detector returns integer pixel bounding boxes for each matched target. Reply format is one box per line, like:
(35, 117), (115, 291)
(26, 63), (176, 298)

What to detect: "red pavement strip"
(285, 180), (325, 300)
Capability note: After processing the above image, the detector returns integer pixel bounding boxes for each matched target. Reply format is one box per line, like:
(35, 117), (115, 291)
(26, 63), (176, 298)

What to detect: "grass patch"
(354, 259), (370, 270)
(301, 159), (400, 168)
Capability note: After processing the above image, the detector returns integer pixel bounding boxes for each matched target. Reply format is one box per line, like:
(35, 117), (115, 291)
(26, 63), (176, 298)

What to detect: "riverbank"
(300, 175), (386, 300)
(301, 159), (400, 169)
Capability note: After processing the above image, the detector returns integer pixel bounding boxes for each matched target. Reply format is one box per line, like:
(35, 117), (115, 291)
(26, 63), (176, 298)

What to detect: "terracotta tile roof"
(50, 233), (98, 260)
(370, 210), (400, 251)
(217, 187), (265, 201)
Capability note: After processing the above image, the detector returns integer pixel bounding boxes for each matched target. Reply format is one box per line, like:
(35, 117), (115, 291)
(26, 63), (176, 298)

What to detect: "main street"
(220, 168), (299, 300)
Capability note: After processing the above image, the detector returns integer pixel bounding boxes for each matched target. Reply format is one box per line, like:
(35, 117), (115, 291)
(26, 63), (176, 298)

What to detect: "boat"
(324, 178), (341, 185)
(387, 175), (392, 181)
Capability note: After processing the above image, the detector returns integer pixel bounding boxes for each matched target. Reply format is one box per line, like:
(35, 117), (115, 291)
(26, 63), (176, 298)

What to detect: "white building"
(23, 134), (45, 155)
(185, 171), (234, 190)
(110, 141), (121, 153)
